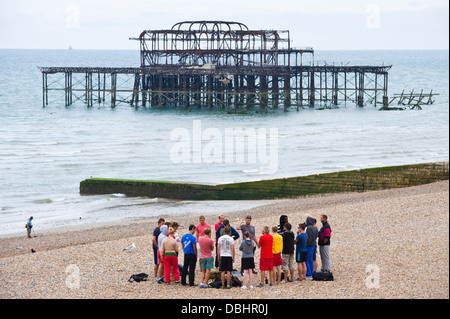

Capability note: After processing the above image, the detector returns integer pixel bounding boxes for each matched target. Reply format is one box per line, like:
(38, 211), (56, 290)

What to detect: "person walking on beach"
(181, 225), (197, 287)
(198, 227), (214, 288)
(239, 231), (256, 289)
(26, 216), (33, 238)
(160, 227), (180, 285)
(281, 223), (295, 282)
(218, 226), (235, 289)
(305, 216), (318, 280)
(295, 223), (308, 281)
(152, 218), (165, 279)
(237, 215), (258, 274)
(196, 215), (211, 272)
(318, 215), (332, 272)
(257, 226), (274, 287)
(271, 226), (283, 285)
(277, 215), (289, 234)
(157, 224), (168, 283)
(214, 215), (225, 269)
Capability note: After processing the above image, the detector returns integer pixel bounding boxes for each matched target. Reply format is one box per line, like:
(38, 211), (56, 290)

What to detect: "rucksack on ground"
(128, 273), (149, 283)
(312, 271), (334, 281)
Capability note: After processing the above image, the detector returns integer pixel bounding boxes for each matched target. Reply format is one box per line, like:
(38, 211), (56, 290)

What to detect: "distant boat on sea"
(68, 46), (73, 50)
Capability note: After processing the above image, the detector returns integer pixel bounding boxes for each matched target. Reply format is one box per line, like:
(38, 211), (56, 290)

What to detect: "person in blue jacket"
(215, 219), (240, 241)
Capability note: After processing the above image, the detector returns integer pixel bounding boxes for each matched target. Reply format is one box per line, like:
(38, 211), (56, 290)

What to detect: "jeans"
(306, 245), (316, 277)
(181, 253), (197, 286)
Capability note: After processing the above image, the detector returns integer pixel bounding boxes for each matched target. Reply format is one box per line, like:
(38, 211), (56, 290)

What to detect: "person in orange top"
(257, 226), (274, 287)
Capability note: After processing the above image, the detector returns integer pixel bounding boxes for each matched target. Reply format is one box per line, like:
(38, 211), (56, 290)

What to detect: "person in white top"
(217, 226), (235, 288)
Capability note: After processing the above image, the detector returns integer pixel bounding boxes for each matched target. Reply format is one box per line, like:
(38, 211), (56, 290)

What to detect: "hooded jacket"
(305, 217), (318, 247)
(277, 215), (288, 234)
(157, 225), (168, 250)
(239, 238), (256, 258)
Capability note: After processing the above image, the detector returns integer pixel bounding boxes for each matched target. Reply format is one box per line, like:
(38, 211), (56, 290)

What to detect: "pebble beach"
(0, 180), (448, 299)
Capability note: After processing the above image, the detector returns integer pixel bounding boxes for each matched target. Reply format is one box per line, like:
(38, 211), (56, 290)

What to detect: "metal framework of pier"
(41, 21), (392, 110)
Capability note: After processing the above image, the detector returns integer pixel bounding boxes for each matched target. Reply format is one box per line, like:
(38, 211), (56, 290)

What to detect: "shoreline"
(0, 180), (448, 299)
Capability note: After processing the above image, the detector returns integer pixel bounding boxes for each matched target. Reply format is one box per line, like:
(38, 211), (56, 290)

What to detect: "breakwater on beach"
(80, 162), (449, 200)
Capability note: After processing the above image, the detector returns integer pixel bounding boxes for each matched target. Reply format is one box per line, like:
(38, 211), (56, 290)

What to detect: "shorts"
(153, 247), (159, 265)
(219, 256), (233, 272)
(296, 251), (307, 263)
(273, 253), (282, 267)
(313, 246), (317, 261)
(241, 257), (255, 270)
(200, 257), (214, 270)
(259, 257), (274, 271)
(281, 253), (295, 271)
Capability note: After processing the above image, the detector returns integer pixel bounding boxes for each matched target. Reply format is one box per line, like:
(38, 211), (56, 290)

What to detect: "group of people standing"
(151, 213), (332, 288)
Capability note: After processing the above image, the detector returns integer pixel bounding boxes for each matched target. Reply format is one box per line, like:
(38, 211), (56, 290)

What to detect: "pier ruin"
(40, 21), (392, 111)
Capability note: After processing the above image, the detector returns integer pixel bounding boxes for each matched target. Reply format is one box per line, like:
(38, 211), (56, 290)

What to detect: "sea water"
(0, 49), (448, 236)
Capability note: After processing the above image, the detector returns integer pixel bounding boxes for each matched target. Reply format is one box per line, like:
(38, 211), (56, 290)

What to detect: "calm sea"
(0, 49), (448, 236)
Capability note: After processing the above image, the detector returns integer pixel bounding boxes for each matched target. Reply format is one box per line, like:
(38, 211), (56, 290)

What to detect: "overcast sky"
(0, 0), (448, 50)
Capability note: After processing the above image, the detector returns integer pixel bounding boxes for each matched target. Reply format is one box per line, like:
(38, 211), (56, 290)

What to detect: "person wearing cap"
(181, 225), (198, 286)
(26, 216), (33, 238)
(237, 215), (257, 274)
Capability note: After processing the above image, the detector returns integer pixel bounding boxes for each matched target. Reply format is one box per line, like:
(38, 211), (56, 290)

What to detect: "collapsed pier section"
(40, 21), (391, 110)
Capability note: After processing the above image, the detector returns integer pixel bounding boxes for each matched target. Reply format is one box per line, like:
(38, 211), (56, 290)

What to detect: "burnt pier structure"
(41, 21), (391, 110)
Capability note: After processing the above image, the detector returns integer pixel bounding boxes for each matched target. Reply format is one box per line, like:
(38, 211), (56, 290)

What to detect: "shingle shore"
(0, 181), (448, 299)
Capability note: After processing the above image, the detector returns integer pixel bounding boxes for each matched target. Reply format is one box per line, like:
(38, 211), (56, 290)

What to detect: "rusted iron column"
(111, 72), (117, 108)
(272, 76), (279, 109)
(309, 70), (315, 107)
(284, 76), (290, 111)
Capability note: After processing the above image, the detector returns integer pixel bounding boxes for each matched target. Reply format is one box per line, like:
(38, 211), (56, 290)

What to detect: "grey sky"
(0, 0), (448, 50)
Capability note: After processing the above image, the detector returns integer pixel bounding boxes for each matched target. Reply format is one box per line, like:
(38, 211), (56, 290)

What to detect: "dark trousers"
(181, 253), (196, 286)
(215, 242), (219, 268)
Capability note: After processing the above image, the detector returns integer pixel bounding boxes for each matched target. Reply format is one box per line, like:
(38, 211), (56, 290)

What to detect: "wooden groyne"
(41, 21), (391, 110)
(80, 162), (449, 200)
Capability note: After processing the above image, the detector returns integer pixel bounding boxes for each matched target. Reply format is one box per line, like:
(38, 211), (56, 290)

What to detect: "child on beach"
(198, 227), (214, 288)
(295, 223), (308, 281)
(218, 226), (235, 289)
(271, 226), (283, 285)
(160, 227), (180, 284)
(257, 226), (274, 287)
(239, 231), (256, 289)
(26, 216), (33, 238)
(281, 223), (295, 282)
